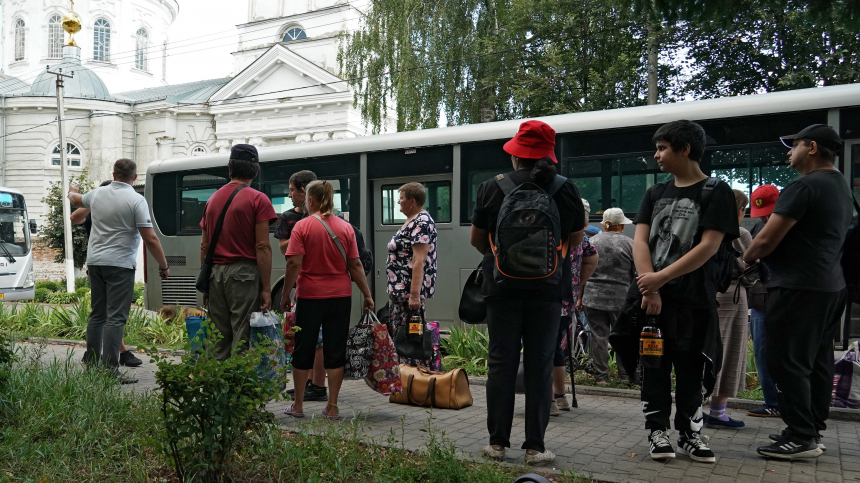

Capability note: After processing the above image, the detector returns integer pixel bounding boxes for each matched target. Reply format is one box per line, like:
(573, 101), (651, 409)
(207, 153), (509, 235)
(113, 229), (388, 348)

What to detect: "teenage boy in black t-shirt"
(632, 120), (739, 463)
(743, 124), (851, 459)
(274, 170), (328, 402)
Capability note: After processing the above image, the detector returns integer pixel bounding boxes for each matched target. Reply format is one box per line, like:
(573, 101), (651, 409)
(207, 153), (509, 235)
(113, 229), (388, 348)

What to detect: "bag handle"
(204, 184), (247, 265)
(312, 214), (348, 271)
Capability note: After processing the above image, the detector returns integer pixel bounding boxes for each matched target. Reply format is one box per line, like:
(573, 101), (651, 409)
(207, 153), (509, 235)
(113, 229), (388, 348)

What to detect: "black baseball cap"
(780, 124), (842, 152)
(230, 144), (259, 162)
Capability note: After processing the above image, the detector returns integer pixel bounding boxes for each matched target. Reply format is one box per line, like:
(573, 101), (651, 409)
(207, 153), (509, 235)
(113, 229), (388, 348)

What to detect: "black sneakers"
(765, 429), (825, 457)
(678, 431), (716, 463)
(747, 405), (780, 417)
(285, 380), (328, 401)
(648, 429), (676, 460)
(120, 350), (143, 367)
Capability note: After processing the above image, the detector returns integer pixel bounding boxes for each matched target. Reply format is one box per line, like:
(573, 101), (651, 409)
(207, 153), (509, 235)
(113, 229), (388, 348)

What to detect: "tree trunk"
(647, 20), (659, 105)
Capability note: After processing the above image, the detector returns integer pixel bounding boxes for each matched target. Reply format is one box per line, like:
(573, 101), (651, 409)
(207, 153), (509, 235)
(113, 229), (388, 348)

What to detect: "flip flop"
(283, 403), (304, 418)
(322, 405), (341, 421)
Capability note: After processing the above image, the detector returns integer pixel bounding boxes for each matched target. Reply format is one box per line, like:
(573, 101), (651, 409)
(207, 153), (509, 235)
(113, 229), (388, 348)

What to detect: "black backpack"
(491, 174), (568, 286)
(338, 213), (373, 276)
(841, 197), (860, 304)
(650, 177), (737, 294)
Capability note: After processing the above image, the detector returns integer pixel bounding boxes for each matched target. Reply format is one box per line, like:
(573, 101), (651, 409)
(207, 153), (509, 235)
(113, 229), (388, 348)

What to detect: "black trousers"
(486, 296), (560, 452)
(765, 287), (846, 441)
(641, 343), (706, 434)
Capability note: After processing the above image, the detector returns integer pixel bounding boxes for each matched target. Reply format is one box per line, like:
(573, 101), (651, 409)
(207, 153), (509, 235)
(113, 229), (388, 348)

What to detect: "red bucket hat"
(503, 120), (557, 163)
(750, 184), (779, 218)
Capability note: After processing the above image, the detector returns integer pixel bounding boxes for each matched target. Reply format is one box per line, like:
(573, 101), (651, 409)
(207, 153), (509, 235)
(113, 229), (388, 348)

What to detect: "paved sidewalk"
(31, 342), (860, 483)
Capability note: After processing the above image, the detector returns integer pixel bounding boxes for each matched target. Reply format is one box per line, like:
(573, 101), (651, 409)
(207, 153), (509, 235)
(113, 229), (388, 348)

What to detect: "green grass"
(0, 300), (186, 349)
(0, 341), (589, 483)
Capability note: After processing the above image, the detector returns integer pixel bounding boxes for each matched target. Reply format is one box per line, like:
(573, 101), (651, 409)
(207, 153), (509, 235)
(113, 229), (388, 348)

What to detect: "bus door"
(371, 175), (454, 326)
(844, 141), (860, 348)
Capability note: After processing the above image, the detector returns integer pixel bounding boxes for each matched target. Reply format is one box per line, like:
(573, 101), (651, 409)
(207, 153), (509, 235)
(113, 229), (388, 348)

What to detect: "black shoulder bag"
(196, 184), (247, 294)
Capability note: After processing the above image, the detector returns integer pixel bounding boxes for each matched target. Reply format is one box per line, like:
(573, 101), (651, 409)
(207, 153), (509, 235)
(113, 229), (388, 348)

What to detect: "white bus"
(0, 187), (36, 301)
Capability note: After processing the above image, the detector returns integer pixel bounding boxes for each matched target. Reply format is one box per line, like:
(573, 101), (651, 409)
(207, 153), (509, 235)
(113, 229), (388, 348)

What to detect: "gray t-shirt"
(582, 231), (634, 312)
(82, 181), (152, 270)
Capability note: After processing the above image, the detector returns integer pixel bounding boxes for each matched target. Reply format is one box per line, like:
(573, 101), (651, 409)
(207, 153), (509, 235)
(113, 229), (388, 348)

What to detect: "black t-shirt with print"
(472, 170), (585, 299)
(630, 177), (740, 309)
(763, 169), (852, 292)
(274, 209), (306, 260)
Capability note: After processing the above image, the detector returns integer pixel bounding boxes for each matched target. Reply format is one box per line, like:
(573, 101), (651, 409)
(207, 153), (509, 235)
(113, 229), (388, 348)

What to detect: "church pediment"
(210, 44), (347, 104)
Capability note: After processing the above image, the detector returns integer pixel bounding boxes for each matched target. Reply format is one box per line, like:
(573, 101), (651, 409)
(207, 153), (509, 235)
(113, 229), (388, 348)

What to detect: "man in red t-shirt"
(200, 144), (277, 360)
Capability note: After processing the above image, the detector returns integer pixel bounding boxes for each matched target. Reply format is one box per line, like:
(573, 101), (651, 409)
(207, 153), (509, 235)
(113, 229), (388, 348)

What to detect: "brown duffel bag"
(389, 364), (473, 409)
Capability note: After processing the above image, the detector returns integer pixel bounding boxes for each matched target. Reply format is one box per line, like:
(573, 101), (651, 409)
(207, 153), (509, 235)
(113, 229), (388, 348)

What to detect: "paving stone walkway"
(30, 342), (860, 483)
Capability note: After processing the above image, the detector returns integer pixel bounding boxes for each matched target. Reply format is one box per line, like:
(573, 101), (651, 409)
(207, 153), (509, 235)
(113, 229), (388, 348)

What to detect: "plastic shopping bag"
(250, 311), (286, 385)
(833, 341), (860, 409)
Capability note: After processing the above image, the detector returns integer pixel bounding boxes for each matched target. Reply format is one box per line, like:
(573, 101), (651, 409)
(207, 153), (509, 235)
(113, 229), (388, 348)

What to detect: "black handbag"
(196, 184), (246, 294)
(394, 310), (433, 360)
(458, 263), (487, 324)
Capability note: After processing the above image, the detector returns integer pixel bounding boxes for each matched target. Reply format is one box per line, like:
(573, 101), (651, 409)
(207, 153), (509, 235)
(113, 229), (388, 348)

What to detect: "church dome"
(27, 46), (112, 101)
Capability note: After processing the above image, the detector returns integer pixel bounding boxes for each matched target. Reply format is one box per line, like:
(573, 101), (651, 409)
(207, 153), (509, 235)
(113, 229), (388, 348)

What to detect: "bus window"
(567, 159), (602, 214)
(180, 188), (217, 232)
(705, 143), (797, 200)
(269, 183), (291, 214)
(381, 181), (451, 225)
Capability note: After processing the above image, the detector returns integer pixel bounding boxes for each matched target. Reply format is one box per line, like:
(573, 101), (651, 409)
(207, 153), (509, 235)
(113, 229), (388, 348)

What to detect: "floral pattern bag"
(345, 311), (374, 379)
(364, 311), (403, 395)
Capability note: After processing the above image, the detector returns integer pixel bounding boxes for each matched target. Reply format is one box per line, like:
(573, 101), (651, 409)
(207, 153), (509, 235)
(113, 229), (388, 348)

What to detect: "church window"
(48, 15), (63, 59)
(93, 19), (111, 62)
(51, 143), (82, 168)
(283, 27), (307, 42)
(135, 29), (148, 71)
(191, 146), (207, 156)
(14, 20), (25, 61)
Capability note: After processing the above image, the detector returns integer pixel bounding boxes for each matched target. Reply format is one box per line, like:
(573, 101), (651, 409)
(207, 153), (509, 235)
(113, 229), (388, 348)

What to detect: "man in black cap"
(199, 144), (277, 360)
(743, 124), (851, 459)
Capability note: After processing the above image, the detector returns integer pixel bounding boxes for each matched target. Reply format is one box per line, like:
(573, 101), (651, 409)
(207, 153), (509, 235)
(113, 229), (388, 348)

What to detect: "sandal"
(322, 405), (341, 421)
(283, 403), (304, 418)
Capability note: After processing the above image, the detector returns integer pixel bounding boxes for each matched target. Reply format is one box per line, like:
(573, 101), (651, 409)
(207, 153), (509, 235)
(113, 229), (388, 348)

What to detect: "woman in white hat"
(581, 208), (635, 385)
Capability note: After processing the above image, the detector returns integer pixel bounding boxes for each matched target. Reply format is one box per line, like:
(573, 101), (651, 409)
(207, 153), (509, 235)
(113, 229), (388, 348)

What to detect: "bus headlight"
(23, 266), (35, 288)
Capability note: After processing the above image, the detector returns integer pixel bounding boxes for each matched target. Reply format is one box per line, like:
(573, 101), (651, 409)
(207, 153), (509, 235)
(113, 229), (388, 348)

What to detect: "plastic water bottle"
(639, 316), (663, 369)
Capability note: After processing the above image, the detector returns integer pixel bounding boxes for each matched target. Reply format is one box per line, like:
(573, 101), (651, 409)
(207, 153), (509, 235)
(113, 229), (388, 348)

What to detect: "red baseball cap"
(750, 184), (779, 217)
(503, 120), (557, 163)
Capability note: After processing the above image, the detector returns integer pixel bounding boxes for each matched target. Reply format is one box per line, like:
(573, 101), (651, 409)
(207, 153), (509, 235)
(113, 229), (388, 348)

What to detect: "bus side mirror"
(29, 219), (37, 234)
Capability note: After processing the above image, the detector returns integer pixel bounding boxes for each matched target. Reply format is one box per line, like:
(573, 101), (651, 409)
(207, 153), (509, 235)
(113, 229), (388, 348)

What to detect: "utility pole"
(47, 66), (76, 294)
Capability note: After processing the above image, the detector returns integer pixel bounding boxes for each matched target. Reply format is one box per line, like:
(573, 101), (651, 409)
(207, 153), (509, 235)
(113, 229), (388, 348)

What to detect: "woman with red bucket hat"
(470, 120), (586, 465)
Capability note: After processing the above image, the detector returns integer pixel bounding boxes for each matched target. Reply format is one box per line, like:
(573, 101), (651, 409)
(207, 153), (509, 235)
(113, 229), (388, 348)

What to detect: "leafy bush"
(149, 323), (280, 482)
(75, 287), (90, 299)
(132, 282), (144, 307)
(441, 325), (489, 375)
(45, 294), (90, 340)
(39, 172), (94, 269)
(34, 288), (50, 303)
(75, 277), (89, 290)
(141, 311), (185, 346)
(46, 292), (79, 305)
(35, 281), (60, 293)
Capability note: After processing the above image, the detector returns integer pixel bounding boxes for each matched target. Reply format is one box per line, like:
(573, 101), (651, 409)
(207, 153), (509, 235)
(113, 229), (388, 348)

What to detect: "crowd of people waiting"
(70, 117), (852, 465)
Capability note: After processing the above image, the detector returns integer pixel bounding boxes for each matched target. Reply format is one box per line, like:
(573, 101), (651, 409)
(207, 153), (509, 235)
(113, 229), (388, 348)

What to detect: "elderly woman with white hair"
(582, 208), (635, 385)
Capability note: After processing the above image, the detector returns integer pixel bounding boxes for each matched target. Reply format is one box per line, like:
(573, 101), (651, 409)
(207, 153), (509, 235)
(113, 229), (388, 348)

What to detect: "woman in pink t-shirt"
(280, 180), (374, 420)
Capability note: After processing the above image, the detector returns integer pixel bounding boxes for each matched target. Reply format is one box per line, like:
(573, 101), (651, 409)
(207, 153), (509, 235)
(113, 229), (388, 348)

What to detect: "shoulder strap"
(852, 193), (860, 215)
(204, 184), (246, 265)
(546, 175), (568, 197)
(493, 174), (517, 196)
(312, 214), (348, 271)
(701, 177), (720, 211)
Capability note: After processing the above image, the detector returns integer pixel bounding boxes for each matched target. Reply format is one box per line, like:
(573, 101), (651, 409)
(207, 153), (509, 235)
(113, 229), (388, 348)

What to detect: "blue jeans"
(749, 308), (778, 407)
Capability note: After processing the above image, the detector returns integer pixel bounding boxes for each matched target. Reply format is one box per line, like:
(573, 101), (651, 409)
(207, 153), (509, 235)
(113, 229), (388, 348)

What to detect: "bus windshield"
(0, 192), (29, 256)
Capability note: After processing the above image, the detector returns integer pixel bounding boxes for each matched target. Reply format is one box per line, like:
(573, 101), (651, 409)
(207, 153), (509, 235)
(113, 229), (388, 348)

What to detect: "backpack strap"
(546, 175), (568, 197)
(494, 174), (518, 196)
(701, 177), (720, 212)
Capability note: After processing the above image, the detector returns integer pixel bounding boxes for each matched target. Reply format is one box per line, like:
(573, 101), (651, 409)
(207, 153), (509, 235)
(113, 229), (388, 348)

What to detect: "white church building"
(0, 0), (391, 235)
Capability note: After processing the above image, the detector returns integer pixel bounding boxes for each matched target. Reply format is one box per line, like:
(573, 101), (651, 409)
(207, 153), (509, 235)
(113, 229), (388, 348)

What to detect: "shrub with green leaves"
(34, 288), (50, 303)
(132, 282), (144, 304)
(441, 325), (489, 376)
(46, 292), (79, 305)
(75, 277), (89, 290)
(35, 281), (60, 293)
(148, 322), (281, 482)
(75, 287), (90, 299)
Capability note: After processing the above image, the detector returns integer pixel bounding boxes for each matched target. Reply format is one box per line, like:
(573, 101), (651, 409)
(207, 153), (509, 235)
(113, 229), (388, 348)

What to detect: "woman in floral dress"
(386, 182), (439, 368)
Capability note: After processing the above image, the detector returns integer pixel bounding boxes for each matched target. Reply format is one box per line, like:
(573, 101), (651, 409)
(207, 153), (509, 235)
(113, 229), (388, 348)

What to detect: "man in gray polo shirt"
(69, 158), (170, 382)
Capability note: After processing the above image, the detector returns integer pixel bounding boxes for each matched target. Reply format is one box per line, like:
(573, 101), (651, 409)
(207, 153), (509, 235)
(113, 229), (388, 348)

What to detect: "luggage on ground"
(389, 364), (473, 409)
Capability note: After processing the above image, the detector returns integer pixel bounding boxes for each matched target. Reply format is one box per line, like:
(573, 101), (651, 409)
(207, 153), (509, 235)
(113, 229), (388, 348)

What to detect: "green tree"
(39, 172), (93, 269)
(339, 0), (658, 132)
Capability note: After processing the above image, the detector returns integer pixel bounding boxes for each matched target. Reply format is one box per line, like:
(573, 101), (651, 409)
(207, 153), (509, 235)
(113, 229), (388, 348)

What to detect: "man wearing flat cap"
(200, 144), (277, 360)
(743, 124), (851, 459)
